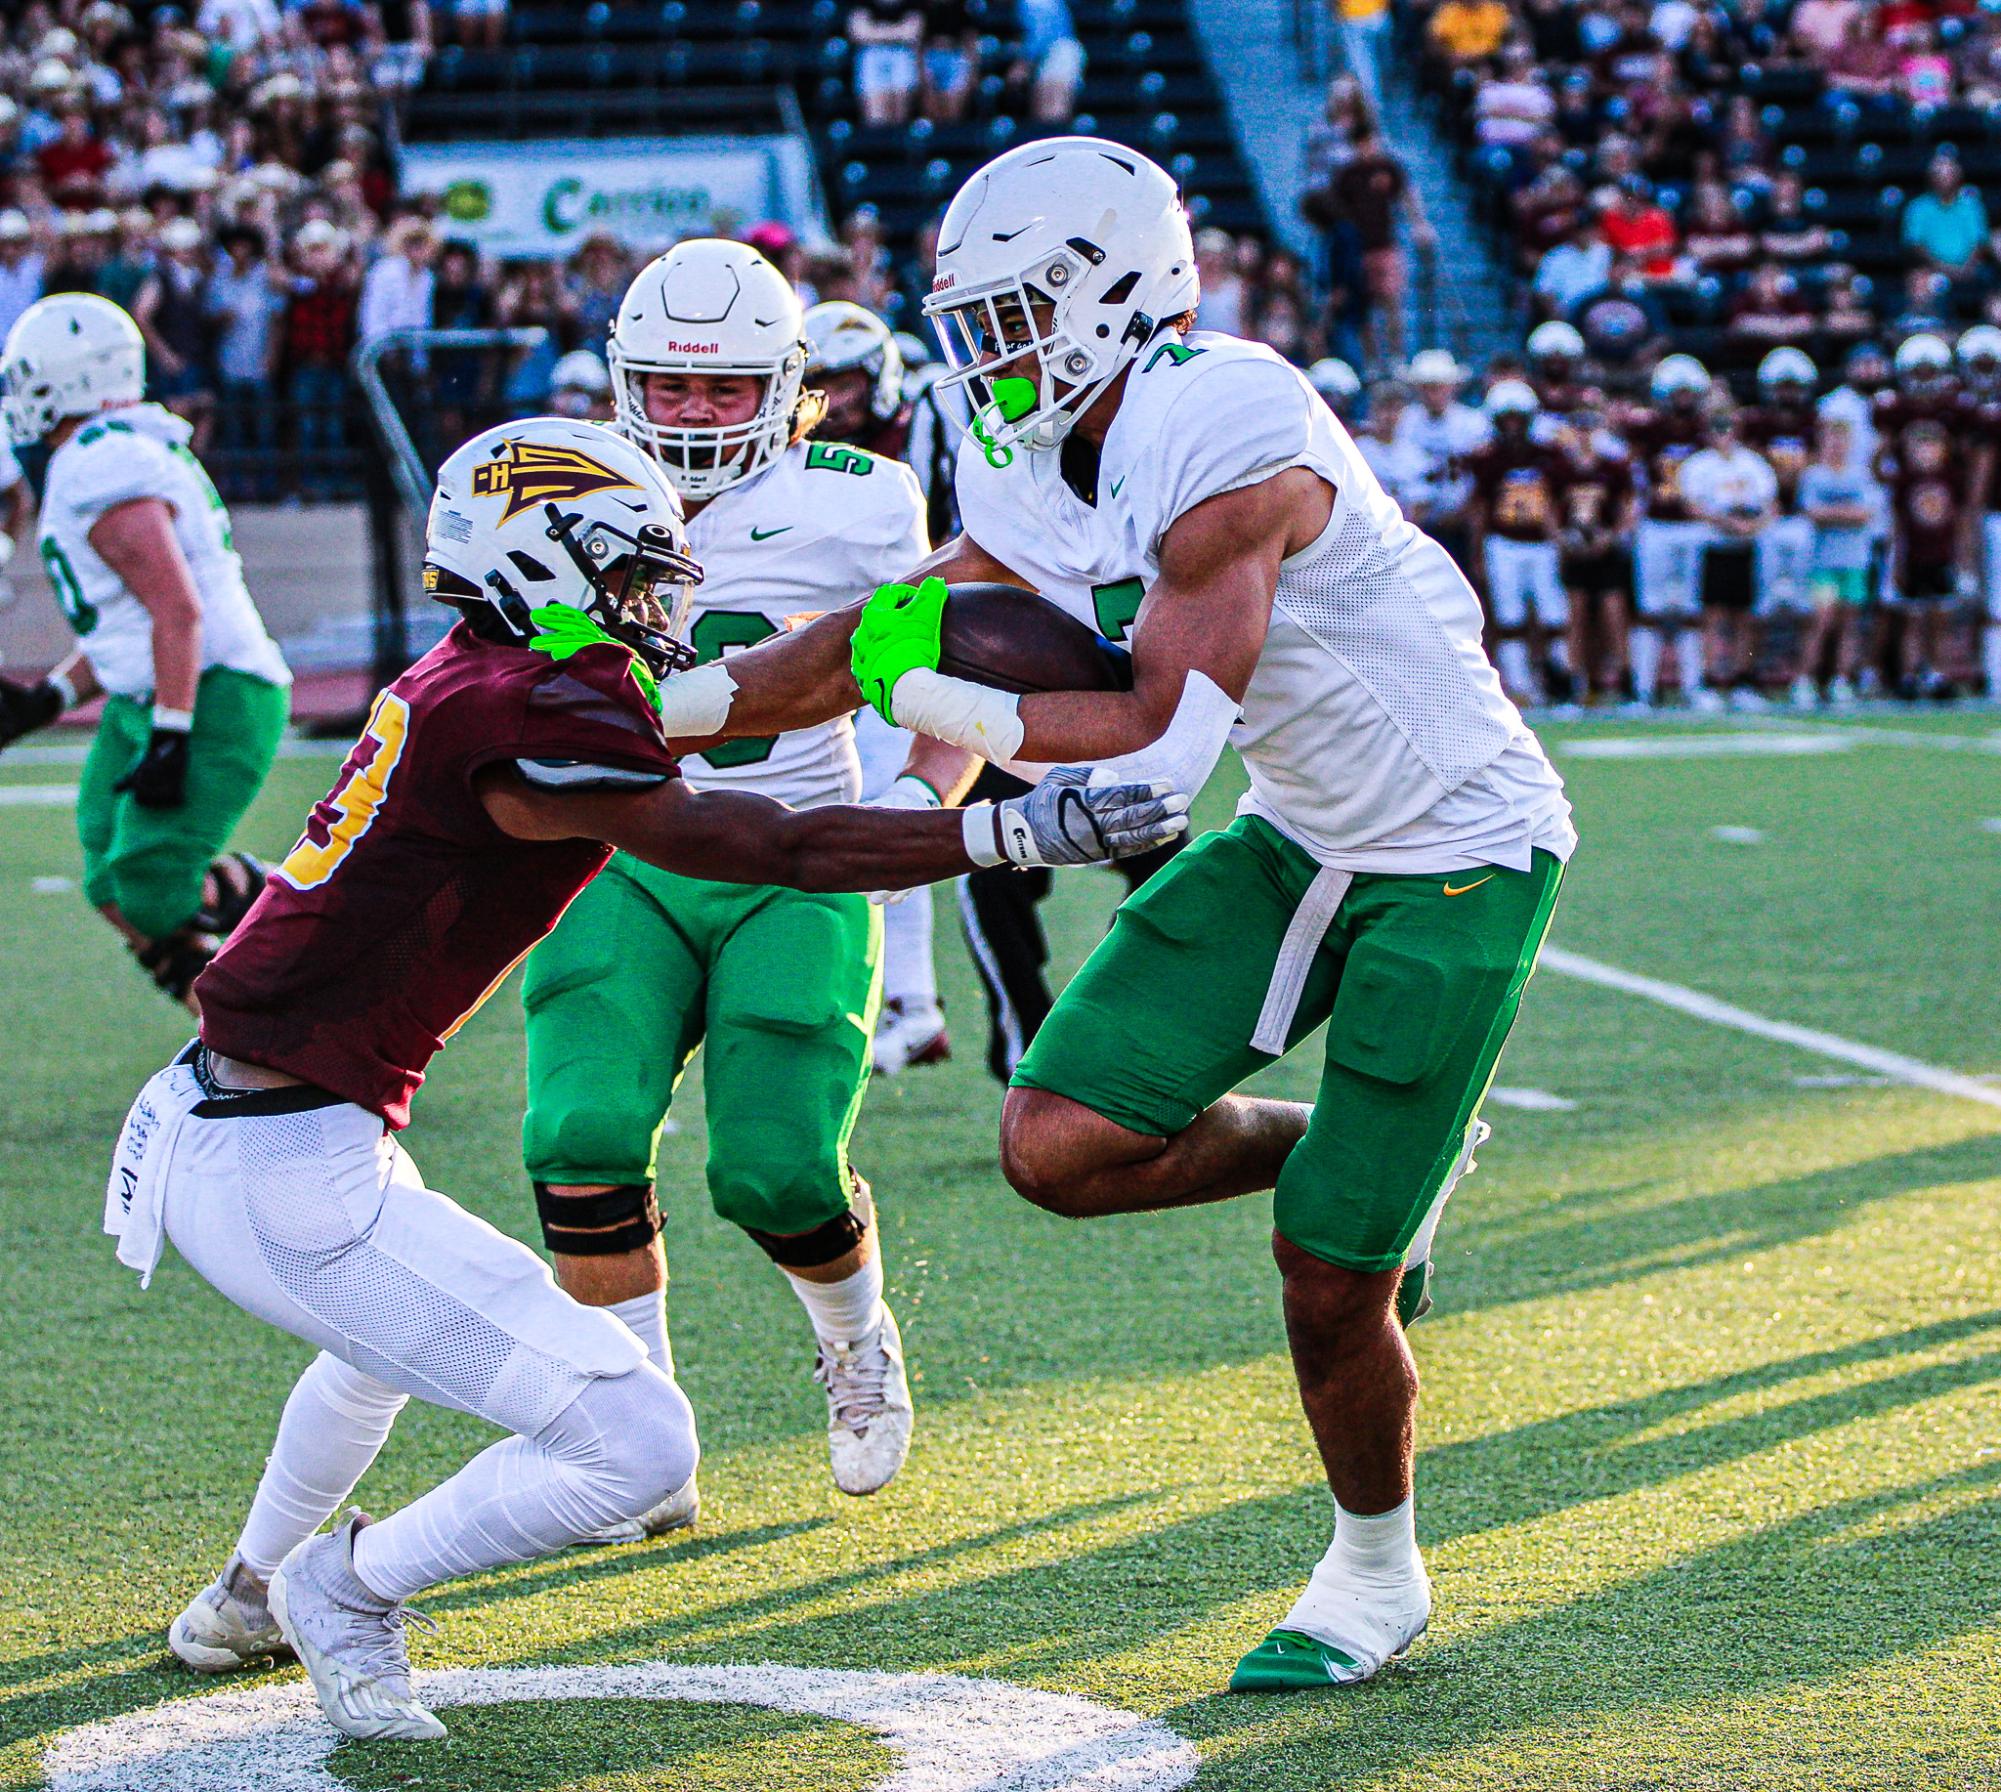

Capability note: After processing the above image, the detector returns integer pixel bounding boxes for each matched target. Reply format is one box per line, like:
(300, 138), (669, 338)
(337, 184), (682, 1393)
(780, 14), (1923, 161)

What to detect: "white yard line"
(0, 783), (78, 806)
(3, 736), (351, 767)
(1541, 947), (2001, 1114)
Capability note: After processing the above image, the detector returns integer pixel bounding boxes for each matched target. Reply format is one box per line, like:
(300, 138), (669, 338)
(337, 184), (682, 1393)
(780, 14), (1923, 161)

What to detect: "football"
(937, 581), (1134, 695)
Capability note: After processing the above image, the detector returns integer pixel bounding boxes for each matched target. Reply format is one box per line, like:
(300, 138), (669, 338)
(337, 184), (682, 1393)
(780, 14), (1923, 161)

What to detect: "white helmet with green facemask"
(922, 136), (1198, 464)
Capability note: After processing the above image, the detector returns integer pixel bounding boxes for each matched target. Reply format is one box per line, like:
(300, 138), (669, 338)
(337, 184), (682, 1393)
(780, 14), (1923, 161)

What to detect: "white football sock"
(881, 886), (940, 1023)
(1327, 1495), (1420, 1583)
(1675, 627), (1706, 694)
(351, 1363), (696, 1602)
(1496, 637), (1534, 698)
(1630, 626), (1662, 700)
(607, 1290), (673, 1380)
(1983, 625), (2001, 694)
(786, 1253), (885, 1347)
(235, 1352), (408, 1577)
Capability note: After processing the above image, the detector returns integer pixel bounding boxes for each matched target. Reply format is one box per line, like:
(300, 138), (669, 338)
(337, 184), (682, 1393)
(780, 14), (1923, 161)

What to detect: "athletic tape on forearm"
(653, 660), (738, 739)
(961, 802), (1005, 867)
(1089, 670), (1237, 799)
(890, 668), (1026, 763)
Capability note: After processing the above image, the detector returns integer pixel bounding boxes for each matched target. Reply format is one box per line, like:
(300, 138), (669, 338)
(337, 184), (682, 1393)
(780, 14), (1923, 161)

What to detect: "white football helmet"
(424, 417), (703, 677)
(804, 299), (906, 427)
(1956, 324), (2001, 373)
(550, 349), (612, 419)
(1306, 356), (1361, 411)
(607, 238), (809, 501)
(1527, 319), (1586, 364)
(1, 292), (145, 445)
(1757, 346), (1817, 392)
(1650, 353), (1712, 401)
(1484, 378), (1539, 418)
(1894, 332), (1952, 380)
(922, 136), (1197, 458)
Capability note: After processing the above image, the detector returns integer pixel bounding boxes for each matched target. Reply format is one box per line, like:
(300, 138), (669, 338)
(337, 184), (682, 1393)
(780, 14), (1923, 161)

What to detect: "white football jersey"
(681, 436), (929, 808)
(39, 403), (288, 701)
(955, 332), (1574, 872)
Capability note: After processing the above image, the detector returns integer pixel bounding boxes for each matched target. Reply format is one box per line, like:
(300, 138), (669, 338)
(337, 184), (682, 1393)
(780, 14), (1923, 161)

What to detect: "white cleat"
(1687, 686), (1727, 713)
(269, 1512), (446, 1742)
(168, 1553), (292, 1673)
(872, 999), (950, 1075)
(1231, 1557), (1432, 1692)
(815, 1305), (914, 1495)
(578, 1472), (701, 1546)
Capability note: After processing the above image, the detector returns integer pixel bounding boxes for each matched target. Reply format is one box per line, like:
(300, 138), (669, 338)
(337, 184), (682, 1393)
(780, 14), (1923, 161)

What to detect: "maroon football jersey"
(1743, 404), (1816, 514)
(1466, 438), (1570, 542)
(1967, 398), (2001, 511)
(1871, 388), (1965, 476)
(1623, 410), (1708, 523)
(198, 621), (679, 1127)
(1558, 444), (1634, 560)
(1889, 464), (1964, 571)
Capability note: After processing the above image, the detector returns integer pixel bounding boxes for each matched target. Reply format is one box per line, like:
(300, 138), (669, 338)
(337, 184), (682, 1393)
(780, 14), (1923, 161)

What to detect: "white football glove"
(868, 773), (941, 903)
(973, 766), (1189, 869)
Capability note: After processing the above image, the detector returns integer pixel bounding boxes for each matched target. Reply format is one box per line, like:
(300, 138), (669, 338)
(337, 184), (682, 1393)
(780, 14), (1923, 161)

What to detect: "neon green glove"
(851, 574), (949, 722)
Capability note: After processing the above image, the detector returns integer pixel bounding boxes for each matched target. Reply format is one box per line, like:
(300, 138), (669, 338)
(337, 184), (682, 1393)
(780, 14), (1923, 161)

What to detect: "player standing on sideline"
(1554, 398), (1637, 707)
(148, 416), (1180, 1740)
(1885, 419), (1970, 698)
(1955, 326), (2001, 694)
(0, 294), (289, 1008)
(1463, 379), (1578, 706)
(650, 139), (1576, 1691)
(518, 244), (965, 1529)
(804, 299), (962, 1075)
(1743, 348), (1821, 691)
(1623, 353), (1717, 708)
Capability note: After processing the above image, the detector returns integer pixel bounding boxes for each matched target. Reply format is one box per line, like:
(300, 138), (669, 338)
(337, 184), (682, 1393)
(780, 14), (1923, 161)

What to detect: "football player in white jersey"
(652, 139), (1577, 1690)
(518, 240), (976, 1527)
(0, 293), (289, 1008)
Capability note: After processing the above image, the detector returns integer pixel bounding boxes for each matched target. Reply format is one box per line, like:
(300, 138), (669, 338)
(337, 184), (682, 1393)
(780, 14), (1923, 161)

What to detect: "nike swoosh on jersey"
(749, 525), (794, 541)
(1109, 476), (1127, 497)
(1442, 875), (1495, 896)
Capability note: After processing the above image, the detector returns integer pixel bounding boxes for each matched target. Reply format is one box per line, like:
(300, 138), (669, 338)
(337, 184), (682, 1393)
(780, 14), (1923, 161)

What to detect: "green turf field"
(4, 713), (2000, 1790)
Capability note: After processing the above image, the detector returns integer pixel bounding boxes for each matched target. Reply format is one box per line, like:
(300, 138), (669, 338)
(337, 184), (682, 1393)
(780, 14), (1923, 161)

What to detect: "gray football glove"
(992, 766), (1190, 868)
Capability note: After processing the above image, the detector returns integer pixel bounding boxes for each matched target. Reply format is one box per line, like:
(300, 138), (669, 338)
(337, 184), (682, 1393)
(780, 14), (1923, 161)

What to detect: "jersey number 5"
(277, 690), (410, 890)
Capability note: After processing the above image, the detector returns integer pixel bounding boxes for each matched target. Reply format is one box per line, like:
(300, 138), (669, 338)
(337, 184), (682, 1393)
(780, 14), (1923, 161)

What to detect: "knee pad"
(743, 1207), (869, 1268)
(533, 1181), (662, 1256)
(133, 927), (217, 1002)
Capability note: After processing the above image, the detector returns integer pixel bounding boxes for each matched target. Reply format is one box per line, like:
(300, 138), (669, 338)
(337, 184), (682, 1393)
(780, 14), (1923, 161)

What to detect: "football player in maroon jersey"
(1621, 354), (1717, 706)
(122, 419), (1183, 1746)
(1957, 326), (2001, 692)
(1886, 419), (1973, 698)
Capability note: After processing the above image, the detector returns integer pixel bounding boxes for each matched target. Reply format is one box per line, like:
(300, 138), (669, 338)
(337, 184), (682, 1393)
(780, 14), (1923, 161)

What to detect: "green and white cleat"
(168, 1553), (292, 1673)
(1230, 1563), (1431, 1693)
(578, 1472), (701, 1546)
(269, 1512), (446, 1742)
(815, 1304), (914, 1495)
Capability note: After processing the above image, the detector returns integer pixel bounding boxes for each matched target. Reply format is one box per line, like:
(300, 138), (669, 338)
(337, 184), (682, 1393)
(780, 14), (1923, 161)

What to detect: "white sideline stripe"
(0, 783), (77, 805)
(42, 1661), (1200, 1792)
(1489, 1086), (1579, 1111)
(4, 736), (351, 767)
(1542, 947), (2001, 1113)
(1562, 732), (1854, 759)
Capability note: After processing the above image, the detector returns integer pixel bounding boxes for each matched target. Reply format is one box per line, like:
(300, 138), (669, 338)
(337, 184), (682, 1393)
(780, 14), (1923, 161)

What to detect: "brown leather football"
(937, 582), (1134, 695)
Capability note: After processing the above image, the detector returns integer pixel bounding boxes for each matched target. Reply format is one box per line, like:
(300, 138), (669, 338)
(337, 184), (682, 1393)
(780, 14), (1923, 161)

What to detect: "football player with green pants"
(0, 295), (288, 1009)
(647, 144), (1578, 1691)
(521, 240), (975, 1535)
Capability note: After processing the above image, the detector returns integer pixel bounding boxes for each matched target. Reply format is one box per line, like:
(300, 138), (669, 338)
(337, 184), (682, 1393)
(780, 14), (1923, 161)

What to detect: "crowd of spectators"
(847, 0), (1084, 128)
(1404, 0), (2001, 386)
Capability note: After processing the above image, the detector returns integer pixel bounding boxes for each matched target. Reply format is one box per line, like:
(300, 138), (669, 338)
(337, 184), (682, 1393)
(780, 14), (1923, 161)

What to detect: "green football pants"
(1012, 814), (1565, 1271)
(521, 853), (883, 1237)
(77, 668), (289, 940)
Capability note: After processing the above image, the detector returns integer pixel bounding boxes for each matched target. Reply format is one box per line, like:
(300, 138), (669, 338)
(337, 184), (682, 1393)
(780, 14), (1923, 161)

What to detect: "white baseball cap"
(1407, 349), (1465, 386)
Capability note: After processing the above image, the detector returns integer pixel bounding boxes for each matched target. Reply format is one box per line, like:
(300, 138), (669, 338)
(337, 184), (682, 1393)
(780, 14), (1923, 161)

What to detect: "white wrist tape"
(876, 772), (943, 811)
(890, 667), (1026, 763)
(47, 669), (80, 711)
(961, 802), (1005, 867)
(152, 705), (194, 733)
(654, 659), (738, 739)
(1089, 670), (1237, 799)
